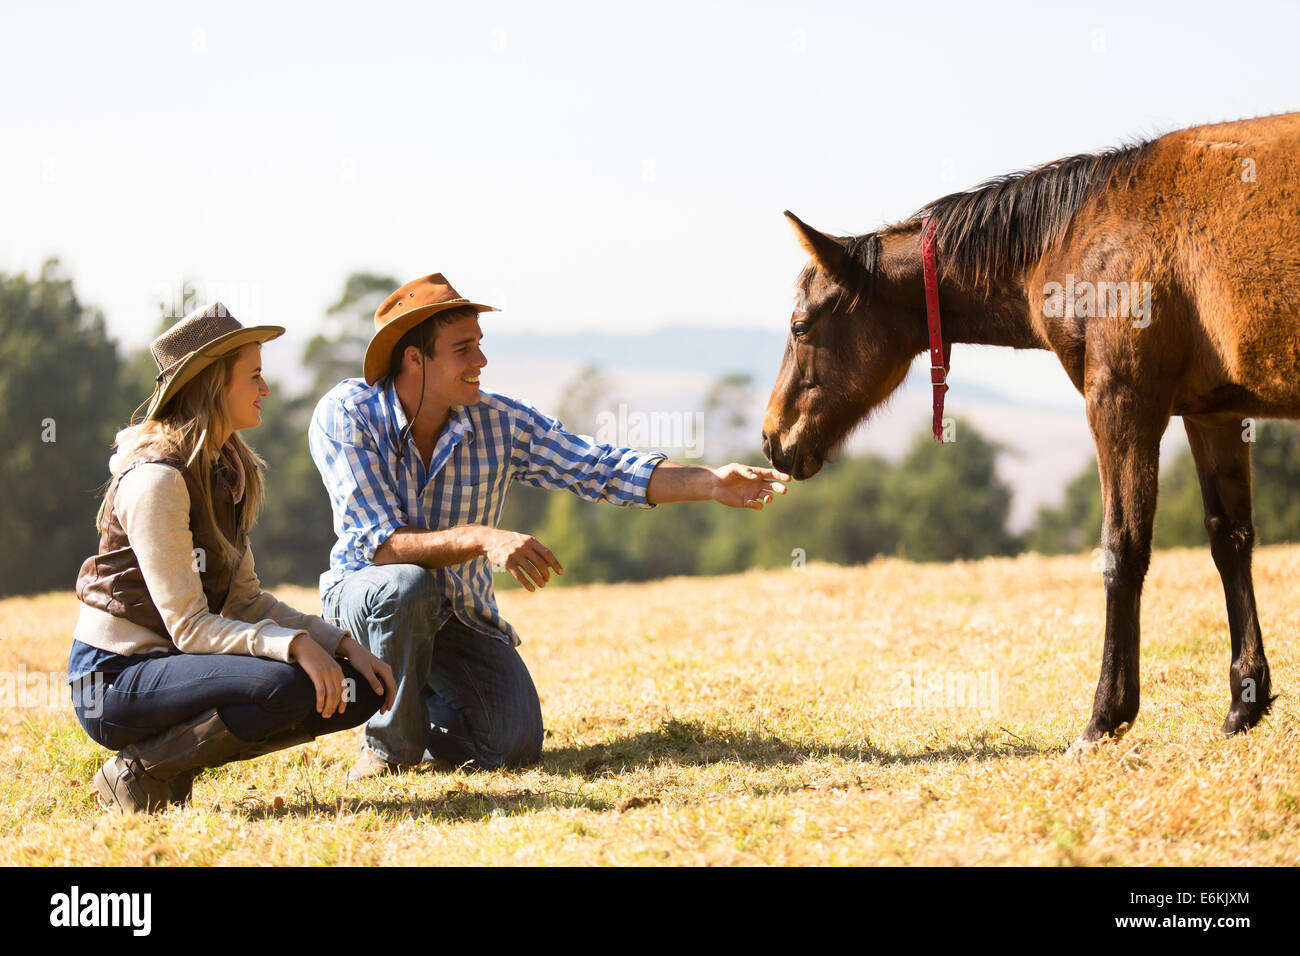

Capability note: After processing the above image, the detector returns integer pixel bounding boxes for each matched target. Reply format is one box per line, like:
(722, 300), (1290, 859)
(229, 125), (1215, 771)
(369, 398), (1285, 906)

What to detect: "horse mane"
(839, 233), (881, 308)
(841, 139), (1153, 291)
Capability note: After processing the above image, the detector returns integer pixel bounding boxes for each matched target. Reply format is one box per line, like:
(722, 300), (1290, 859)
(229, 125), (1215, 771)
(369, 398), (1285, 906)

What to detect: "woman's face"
(224, 343), (270, 433)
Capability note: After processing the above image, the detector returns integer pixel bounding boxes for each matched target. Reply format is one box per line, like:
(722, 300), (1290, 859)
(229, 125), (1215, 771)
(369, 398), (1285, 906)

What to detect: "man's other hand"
(478, 527), (564, 592)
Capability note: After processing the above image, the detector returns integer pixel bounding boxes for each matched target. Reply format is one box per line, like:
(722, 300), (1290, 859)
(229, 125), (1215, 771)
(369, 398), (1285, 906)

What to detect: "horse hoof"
(1066, 719), (1133, 757)
(1066, 735), (1100, 758)
(1221, 706), (1261, 736)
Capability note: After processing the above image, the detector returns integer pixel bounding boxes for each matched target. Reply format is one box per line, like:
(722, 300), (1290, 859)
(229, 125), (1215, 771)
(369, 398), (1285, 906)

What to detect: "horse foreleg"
(1072, 382), (1168, 750)
(1184, 417), (1275, 734)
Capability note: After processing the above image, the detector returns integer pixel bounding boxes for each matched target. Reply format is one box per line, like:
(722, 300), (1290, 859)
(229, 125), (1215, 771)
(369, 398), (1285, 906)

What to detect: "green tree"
(0, 261), (124, 596)
(1251, 421), (1300, 545)
(115, 312), (175, 425)
(885, 421), (1018, 561)
(249, 272), (398, 586)
(303, 272), (398, 397)
(553, 363), (618, 438)
(532, 490), (602, 584)
(497, 363), (619, 579)
(1151, 450), (1205, 548)
(1025, 462), (1102, 555)
(1028, 422), (1300, 557)
(703, 372), (760, 462)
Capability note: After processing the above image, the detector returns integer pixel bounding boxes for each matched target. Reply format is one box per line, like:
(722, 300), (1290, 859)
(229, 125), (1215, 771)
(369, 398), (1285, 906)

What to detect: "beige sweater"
(73, 462), (347, 662)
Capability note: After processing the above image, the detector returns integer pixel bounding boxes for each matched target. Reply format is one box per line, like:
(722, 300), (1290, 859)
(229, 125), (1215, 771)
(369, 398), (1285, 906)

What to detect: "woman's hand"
(289, 634), (348, 718)
(336, 635), (397, 715)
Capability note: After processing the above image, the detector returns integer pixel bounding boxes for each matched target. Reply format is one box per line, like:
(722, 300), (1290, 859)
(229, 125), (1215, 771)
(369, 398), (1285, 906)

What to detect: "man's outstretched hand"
(710, 463), (791, 510)
(646, 460), (792, 507)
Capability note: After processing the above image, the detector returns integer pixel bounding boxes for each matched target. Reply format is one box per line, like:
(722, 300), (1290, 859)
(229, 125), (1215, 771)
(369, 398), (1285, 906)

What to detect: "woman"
(69, 302), (396, 813)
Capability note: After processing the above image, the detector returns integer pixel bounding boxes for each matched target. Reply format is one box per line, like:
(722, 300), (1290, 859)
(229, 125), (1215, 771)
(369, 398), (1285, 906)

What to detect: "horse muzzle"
(761, 430), (823, 480)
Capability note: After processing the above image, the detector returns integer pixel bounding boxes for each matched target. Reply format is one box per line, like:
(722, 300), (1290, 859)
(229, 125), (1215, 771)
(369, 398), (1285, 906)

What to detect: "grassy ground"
(1, 545), (1297, 865)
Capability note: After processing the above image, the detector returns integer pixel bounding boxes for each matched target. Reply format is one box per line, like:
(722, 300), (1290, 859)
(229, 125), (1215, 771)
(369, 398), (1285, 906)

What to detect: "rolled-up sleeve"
(508, 404), (665, 508)
(309, 394), (406, 563)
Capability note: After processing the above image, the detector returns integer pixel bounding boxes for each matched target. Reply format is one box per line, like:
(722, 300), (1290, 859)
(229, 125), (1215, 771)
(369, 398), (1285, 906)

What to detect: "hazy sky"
(2, 0), (1296, 405)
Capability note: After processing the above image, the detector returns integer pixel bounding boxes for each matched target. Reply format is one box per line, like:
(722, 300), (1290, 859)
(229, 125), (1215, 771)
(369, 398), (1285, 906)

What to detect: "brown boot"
(94, 710), (314, 813)
(166, 770), (197, 807)
(228, 725), (315, 762)
(94, 710), (247, 813)
(162, 726), (314, 807)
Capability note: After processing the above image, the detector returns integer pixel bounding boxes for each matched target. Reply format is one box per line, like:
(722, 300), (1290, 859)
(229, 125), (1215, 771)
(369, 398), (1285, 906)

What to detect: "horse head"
(762, 211), (919, 479)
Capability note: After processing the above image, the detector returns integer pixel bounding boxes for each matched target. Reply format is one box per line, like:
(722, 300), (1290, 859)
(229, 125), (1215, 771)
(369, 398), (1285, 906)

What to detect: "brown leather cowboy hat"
(363, 273), (498, 385)
(145, 302), (284, 420)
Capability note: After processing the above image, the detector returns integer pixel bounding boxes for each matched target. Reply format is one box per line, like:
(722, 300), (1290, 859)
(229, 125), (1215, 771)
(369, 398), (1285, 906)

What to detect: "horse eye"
(792, 320), (810, 338)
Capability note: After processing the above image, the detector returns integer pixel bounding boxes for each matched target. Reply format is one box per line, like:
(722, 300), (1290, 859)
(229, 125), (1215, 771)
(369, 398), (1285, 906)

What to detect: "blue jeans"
(322, 563), (544, 769)
(72, 652), (382, 751)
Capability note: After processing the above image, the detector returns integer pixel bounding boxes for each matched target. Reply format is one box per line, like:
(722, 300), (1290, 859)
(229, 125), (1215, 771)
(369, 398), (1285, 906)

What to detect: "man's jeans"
(322, 563), (544, 769)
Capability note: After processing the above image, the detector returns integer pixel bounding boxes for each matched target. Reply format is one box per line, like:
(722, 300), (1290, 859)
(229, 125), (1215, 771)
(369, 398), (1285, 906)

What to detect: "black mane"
(839, 140), (1153, 291)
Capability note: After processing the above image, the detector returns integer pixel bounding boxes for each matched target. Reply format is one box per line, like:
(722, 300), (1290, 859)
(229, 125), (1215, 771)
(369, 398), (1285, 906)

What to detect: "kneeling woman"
(69, 303), (396, 812)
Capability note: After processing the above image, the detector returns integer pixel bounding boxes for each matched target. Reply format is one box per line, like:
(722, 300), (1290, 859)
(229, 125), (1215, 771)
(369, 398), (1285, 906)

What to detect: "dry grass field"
(1, 545), (1297, 866)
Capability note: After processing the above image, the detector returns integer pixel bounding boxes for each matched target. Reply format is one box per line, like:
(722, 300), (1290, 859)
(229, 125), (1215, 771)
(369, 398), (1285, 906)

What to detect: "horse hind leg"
(1184, 417), (1276, 734)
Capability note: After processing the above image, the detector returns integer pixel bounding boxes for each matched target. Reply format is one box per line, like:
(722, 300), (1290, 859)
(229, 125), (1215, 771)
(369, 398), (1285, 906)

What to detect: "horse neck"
(878, 225), (1046, 351)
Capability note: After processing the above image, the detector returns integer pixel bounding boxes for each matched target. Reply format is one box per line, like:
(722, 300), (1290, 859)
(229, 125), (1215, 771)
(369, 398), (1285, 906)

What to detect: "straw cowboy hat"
(363, 273), (498, 385)
(144, 302), (284, 420)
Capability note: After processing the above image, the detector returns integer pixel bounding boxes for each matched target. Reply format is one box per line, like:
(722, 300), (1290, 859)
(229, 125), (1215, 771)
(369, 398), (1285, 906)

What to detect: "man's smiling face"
(419, 311), (487, 409)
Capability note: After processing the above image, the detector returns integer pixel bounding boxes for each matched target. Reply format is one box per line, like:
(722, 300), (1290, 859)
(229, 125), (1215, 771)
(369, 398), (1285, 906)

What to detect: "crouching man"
(309, 273), (788, 780)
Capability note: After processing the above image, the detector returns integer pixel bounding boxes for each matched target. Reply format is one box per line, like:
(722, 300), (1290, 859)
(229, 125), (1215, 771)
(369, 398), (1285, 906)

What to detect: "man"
(310, 273), (788, 780)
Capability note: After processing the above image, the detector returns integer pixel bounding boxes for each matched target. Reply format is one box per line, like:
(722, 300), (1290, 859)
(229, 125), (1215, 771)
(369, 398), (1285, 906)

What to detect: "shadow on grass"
(542, 717), (1045, 775)
(240, 786), (612, 823)
(237, 719), (1046, 822)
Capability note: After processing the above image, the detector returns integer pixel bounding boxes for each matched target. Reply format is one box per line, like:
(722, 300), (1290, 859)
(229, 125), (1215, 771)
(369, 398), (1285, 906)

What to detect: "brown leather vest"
(75, 454), (246, 639)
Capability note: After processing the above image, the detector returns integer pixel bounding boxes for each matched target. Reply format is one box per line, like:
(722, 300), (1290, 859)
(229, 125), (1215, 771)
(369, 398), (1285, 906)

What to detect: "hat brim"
(146, 325), (286, 420)
(362, 301), (498, 386)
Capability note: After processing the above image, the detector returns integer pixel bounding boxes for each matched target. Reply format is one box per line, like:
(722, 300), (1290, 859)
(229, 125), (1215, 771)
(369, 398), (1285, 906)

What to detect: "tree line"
(4, 260), (1300, 599)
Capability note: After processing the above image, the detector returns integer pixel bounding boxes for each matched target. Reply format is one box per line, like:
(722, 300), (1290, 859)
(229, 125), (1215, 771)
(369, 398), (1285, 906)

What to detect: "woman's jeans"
(71, 652), (383, 752)
(321, 563), (544, 770)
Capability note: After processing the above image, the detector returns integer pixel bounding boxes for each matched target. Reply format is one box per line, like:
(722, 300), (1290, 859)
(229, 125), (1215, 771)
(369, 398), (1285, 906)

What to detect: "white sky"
(2, 0), (1297, 406)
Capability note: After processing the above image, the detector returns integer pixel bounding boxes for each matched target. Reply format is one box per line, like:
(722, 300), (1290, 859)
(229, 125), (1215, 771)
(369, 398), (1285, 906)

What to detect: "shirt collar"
(383, 378), (476, 457)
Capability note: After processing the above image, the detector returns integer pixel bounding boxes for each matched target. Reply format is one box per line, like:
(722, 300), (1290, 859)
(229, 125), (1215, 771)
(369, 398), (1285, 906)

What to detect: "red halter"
(921, 216), (951, 442)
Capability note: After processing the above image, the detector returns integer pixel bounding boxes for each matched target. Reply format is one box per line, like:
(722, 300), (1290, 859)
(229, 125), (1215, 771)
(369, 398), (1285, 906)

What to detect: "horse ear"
(784, 211), (847, 275)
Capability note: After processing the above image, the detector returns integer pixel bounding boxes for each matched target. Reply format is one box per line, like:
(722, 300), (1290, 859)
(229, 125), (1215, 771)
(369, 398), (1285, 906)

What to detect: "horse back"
(1042, 113), (1300, 416)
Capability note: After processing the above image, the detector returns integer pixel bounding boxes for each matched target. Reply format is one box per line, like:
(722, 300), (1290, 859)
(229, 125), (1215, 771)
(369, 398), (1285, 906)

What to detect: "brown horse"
(762, 113), (1300, 750)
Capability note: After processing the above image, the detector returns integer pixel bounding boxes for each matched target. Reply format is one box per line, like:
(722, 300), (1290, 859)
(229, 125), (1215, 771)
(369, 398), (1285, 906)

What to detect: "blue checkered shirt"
(309, 378), (664, 645)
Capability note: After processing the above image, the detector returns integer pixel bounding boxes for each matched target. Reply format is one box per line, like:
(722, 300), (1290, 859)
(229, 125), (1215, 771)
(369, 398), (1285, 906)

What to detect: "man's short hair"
(387, 305), (479, 380)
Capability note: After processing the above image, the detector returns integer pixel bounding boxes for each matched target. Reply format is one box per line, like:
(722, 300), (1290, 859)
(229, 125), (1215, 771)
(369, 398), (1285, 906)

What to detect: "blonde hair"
(97, 352), (265, 567)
